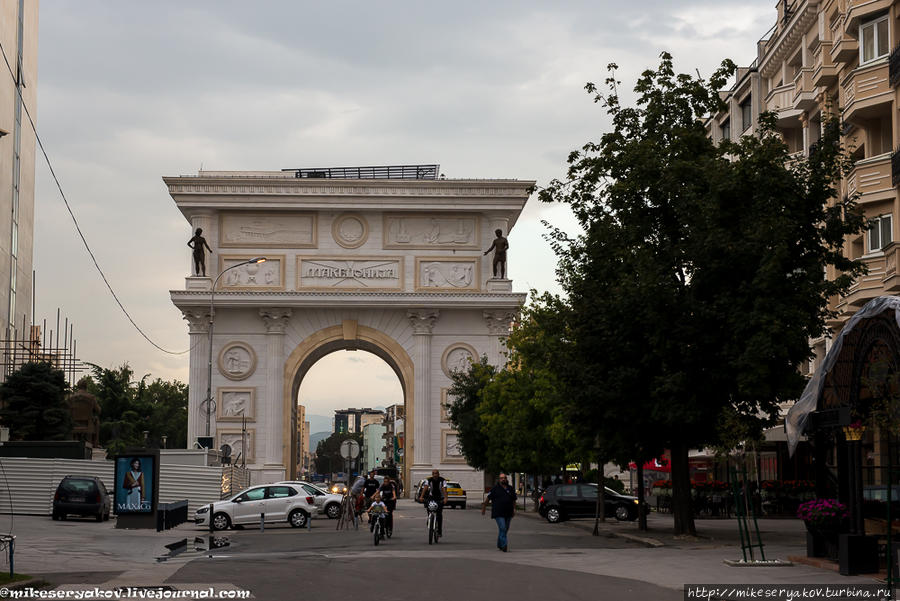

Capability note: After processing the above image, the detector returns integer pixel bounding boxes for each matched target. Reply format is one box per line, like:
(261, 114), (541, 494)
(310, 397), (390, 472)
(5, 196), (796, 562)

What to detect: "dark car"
(52, 475), (111, 522)
(538, 483), (646, 523)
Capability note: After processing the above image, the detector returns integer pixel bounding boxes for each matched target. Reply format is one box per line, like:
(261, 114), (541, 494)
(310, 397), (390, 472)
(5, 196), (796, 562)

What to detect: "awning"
(786, 295), (900, 456)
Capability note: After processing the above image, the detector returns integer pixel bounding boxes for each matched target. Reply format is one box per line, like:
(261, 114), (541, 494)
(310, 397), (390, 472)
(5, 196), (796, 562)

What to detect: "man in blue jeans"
(481, 473), (516, 552)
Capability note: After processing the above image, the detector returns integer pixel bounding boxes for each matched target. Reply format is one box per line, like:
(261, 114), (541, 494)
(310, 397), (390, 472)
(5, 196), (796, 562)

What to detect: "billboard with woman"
(114, 455), (155, 513)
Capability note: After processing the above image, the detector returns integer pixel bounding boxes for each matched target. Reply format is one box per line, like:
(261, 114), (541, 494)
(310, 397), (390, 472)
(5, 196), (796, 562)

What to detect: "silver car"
(194, 483), (315, 530)
(278, 481), (344, 519)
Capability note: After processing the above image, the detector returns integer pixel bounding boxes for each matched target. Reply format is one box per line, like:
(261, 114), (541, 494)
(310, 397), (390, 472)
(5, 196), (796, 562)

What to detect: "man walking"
(481, 473), (516, 552)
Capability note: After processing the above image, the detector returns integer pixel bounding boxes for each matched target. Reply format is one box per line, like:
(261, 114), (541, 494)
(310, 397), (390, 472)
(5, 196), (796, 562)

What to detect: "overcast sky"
(32, 1), (773, 417)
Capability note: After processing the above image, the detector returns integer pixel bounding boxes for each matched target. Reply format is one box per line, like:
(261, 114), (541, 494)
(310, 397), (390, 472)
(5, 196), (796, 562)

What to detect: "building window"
(860, 15), (889, 64)
(721, 118), (730, 142)
(868, 213), (893, 252)
(740, 97), (752, 132)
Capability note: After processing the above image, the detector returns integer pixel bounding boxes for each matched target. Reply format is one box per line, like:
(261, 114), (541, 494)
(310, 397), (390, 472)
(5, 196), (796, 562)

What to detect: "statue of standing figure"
(484, 229), (509, 279)
(187, 228), (213, 276)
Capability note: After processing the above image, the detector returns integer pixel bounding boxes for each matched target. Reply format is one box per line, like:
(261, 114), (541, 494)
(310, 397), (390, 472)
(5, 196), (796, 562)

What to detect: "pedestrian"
(481, 473), (516, 552)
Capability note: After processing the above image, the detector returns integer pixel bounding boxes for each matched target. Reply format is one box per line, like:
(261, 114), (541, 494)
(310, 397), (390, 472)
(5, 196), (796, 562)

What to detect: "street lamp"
(204, 257), (266, 439)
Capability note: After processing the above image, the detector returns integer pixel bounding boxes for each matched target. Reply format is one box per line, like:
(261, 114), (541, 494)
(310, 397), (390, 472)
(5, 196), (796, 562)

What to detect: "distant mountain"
(307, 414), (332, 435)
(309, 431), (330, 452)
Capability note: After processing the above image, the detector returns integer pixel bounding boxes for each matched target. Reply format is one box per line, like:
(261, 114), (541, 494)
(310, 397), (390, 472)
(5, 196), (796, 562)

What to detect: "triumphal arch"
(167, 165), (532, 492)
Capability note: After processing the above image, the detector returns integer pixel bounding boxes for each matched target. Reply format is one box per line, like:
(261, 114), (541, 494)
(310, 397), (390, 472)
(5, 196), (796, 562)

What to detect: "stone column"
(181, 308), (209, 448)
(260, 308), (292, 480)
(407, 309), (439, 469)
(483, 310), (517, 366)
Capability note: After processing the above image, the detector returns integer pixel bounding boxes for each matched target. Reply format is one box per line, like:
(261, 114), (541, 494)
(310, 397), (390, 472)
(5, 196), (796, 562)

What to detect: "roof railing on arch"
(281, 164), (440, 180)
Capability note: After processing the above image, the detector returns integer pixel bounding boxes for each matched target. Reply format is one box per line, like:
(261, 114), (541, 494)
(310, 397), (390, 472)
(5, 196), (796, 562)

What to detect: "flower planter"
(805, 522), (839, 560)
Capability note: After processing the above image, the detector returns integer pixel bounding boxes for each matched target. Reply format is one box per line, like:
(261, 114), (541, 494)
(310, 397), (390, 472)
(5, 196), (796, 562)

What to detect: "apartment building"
(710, 0), (900, 360)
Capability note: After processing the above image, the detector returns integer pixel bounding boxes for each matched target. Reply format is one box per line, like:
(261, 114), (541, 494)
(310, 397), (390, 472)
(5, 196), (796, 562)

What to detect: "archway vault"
(283, 322), (414, 486)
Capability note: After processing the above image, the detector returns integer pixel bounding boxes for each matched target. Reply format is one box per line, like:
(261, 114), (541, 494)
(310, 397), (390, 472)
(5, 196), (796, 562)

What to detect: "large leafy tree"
(540, 53), (866, 535)
(314, 431), (363, 477)
(0, 362), (72, 440)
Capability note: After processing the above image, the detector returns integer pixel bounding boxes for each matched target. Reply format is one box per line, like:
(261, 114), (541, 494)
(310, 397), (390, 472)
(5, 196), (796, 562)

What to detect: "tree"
(315, 431), (363, 477)
(0, 362), (72, 440)
(446, 356), (498, 471)
(540, 53), (866, 535)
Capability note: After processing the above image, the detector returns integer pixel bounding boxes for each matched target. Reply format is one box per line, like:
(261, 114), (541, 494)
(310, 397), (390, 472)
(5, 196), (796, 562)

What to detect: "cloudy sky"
(32, 1), (773, 418)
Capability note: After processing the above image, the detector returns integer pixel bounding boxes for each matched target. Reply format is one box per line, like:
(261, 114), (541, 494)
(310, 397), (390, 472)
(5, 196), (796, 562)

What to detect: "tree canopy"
(0, 362), (71, 441)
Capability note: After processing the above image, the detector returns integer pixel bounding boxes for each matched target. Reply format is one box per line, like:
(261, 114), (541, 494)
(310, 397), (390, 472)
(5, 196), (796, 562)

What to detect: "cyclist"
(363, 470), (381, 506)
(417, 469), (448, 537)
(378, 476), (399, 536)
(350, 474), (366, 516)
(367, 491), (388, 533)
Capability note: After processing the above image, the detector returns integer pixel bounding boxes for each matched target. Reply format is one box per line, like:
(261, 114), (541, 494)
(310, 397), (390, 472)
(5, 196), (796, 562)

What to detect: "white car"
(277, 481), (344, 519)
(194, 483), (315, 530)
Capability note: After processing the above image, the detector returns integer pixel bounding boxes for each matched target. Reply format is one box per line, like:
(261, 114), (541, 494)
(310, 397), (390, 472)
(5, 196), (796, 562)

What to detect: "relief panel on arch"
(219, 255), (285, 290)
(383, 214), (480, 250)
(219, 212), (317, 248)
(415, 257), (480, 292)
(297, 256), (403, 290)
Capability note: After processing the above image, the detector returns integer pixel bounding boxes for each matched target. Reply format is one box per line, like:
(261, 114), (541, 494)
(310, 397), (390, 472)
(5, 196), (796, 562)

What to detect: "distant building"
(334, 408), (385, 434)
(362, 422), (386, 473)
(296, 404), (307, 476)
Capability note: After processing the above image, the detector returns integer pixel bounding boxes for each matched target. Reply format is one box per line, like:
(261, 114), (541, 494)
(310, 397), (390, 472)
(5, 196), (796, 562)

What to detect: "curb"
(516, 508), (666, 547)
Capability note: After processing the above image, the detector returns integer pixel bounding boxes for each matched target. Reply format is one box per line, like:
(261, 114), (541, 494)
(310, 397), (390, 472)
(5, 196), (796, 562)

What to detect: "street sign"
(339, 439), (360, 460)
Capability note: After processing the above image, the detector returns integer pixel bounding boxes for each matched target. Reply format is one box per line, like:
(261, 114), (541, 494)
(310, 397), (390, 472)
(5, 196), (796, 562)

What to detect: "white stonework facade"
(167, 172), (531, 494)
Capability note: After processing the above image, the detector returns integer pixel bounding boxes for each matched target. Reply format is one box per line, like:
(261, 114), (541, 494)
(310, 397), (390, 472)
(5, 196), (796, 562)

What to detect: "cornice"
(759, 1), (819, 79)
(170, 289), (527, 310)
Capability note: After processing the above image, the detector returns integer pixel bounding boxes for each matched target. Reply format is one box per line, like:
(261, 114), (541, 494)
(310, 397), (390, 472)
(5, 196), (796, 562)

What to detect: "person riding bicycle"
(417, 469), (448, 537)
(378, 476), (399, 535)
(367, 492), (388, 532)
(363, 470), (381, 506)
(350, 474), (366, 516)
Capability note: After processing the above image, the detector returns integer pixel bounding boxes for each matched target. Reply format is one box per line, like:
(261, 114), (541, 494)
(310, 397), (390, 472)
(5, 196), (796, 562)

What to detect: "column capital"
(483, 309), (517, 336)
(181, 308), (209, 334)
(407, 309), (439, 335)
(260, 308), (292, 333)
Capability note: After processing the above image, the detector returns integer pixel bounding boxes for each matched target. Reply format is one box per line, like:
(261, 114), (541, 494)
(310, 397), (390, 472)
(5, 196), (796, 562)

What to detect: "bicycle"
(426, 500), (440, 544)
(372, 512), (387, 546)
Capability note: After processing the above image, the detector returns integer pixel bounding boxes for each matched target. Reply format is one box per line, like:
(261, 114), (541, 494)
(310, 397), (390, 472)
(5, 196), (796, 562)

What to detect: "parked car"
(52, 475), (111, 522)
(194, 484), (315, 530)
(538, 483), (646, 522)
(278, 481), (343, 519)
(446, 481), (467, 509)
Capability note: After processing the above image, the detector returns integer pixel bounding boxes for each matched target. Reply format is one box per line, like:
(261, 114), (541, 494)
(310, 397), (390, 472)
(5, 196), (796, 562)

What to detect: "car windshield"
(581, 483), (622, 496)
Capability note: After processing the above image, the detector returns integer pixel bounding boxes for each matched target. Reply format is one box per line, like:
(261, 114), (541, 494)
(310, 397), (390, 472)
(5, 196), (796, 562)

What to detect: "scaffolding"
(0, 309), (86, 386)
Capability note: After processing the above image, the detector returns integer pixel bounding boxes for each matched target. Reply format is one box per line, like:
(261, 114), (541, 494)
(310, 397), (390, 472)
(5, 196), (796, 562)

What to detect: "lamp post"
(204, 257), (266, 439)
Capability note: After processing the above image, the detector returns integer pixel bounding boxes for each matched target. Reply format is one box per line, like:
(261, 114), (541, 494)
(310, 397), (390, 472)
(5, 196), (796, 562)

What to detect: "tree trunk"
(670, 441), (696, 536)
(593, 458), (606, 535)
(637, 462), (647, 531)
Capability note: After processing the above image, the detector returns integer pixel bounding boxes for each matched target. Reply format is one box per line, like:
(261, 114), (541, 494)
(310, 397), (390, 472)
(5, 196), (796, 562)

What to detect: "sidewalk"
(512, 508), (879, 588)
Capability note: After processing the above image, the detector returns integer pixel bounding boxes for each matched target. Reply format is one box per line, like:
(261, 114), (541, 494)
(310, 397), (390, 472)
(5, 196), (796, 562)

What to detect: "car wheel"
(212, 512), (231, 531)
(95, 511), (103, 522)
(325, 503), (341, 519)
(289, 509), (308, 528)
(615, 505), (631, 521)
(51, 511), (59, 521)
(104, 509), (111, 521)
(461, 503), (466, 510)
(545, 506), (562, 523)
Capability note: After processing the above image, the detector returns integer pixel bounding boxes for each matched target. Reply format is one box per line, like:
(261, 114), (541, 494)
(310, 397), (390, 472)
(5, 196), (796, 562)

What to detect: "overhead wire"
(0, 40), (194, 355)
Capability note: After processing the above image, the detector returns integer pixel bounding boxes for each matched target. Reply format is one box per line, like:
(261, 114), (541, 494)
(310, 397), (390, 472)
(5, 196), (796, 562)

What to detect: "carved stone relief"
(415, 258), (479, 292)
(384, 214), (480, 250)
(298, 257), (403, 290)
(217, 388), (254, 421)
(220, 256), (284, 290)
(441, 429), (465, 463)
(441, 342), (478, 377)
(218, 342), (258, 381)
(220, 213), (316, 248)
(219, 429), (255, 463)
(332, 213), (369, 249)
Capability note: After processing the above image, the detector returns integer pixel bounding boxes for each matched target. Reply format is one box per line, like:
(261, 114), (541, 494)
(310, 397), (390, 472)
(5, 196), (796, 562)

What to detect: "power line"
(0, 40), (191, 356)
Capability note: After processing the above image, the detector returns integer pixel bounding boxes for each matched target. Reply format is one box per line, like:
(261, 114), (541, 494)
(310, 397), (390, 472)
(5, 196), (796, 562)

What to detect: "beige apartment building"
(0, 0), (38, 350)
(296, 404), (310, 477)
(709, 0), (900, 369)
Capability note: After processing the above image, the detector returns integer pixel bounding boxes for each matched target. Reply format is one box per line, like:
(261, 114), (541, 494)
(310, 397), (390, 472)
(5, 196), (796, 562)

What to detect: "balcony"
(841, 60), (891, 124)
(882, 241), (900, 292)
(813, 42), (840, 86)
(792, 67), (818, 110)
(839, 253), (888, 310)
(831, 15), (859, 64)
(846, 153), (892, 200)
(765, 82), (804, 126)
(846, 0), (892, 32)
(893, 147), (900, 186)
(891, 44), (900, 87)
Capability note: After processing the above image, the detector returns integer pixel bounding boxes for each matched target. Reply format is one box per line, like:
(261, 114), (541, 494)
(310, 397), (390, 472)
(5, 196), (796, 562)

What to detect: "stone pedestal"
(486, 278), (512, 292)
(186, 276), (211, 291)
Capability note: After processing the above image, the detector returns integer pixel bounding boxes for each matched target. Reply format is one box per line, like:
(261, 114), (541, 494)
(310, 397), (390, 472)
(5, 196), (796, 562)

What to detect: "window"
(860, 15), (889, 64)
(868, 213), (893, 252)
(236, 487), (266, 502)
(721, 118), (730, 142)
(267, 486), (297, 498)
(740, 97), (752, 132)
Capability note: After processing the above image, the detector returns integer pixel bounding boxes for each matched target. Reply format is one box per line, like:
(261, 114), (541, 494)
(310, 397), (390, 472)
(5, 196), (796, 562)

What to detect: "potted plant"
(797, 498), (848, 560)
